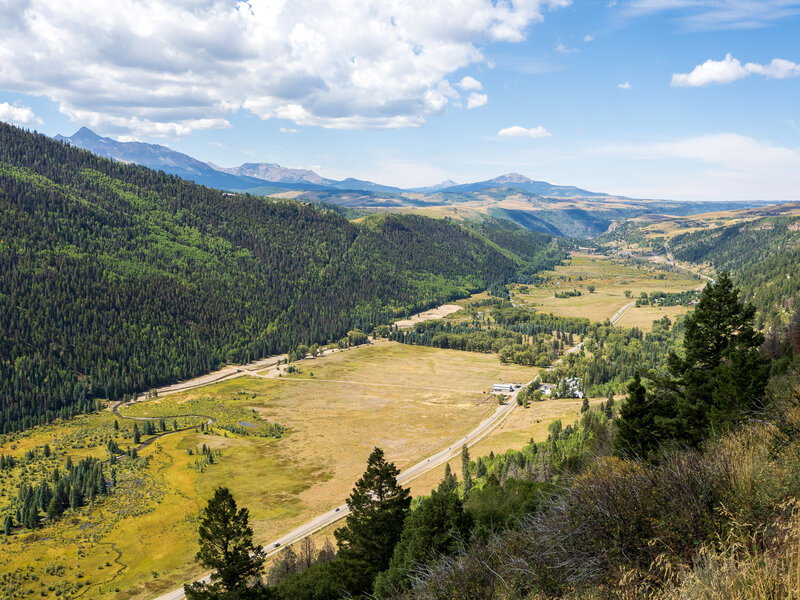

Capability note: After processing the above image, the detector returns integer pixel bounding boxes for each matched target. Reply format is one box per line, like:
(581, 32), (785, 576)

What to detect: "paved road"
(152, 297), (641, 600)
(151, 377), (535, 600)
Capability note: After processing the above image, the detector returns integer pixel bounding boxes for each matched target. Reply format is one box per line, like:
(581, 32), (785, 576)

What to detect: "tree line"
(0, 123), (562, 433)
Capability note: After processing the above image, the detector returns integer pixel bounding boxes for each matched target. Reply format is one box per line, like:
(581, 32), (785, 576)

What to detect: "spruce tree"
(614, 373), (659, 458)
(334, 447), (411, 571)
(184, 487), (265, 598)
(374, 484), (472, 596)
(133, 423), (141, 444)
(461, 444), (473, 497)
(667, 272), (770, 445)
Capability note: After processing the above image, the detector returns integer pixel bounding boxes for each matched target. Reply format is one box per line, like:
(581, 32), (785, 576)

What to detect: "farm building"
(493, 383), (515, 393)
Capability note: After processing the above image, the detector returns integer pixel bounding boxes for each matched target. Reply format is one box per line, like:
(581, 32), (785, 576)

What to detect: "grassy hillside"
(0, 123), (562, 433)
(668, 215), (800, 327)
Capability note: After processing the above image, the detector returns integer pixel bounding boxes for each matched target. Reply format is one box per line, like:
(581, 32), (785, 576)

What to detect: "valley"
(2, 122), (800, 600)
(0, 242), (701, 600)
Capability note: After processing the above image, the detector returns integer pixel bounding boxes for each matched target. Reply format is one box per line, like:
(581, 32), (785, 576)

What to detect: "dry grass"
(614, 305), (690, 331)
(394, 304), (463, 327)
(511, 254), (699, 323)
(403, 397), (600, 496)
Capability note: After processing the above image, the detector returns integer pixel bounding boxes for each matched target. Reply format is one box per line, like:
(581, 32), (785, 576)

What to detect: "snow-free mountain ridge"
(54, 127), (604, 197)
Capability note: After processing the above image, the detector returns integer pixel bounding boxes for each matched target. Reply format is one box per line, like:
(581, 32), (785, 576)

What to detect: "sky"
(1, 0), (799, 201)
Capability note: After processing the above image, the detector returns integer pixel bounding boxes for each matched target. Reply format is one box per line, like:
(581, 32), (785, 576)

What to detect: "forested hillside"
(668, 216), (800, 327)
(0, 123), (562, 433)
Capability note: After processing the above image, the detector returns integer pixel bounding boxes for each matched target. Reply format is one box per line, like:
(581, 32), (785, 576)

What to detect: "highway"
(152, 378), (532, 600)
(151, 300), (628, 600)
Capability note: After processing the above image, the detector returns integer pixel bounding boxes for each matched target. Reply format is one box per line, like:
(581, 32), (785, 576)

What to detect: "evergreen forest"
(0, 123), (564, 433)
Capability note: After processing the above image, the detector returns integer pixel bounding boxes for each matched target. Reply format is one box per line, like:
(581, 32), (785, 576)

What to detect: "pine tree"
(614, 373), (659, 458)
(334, 447), (411, 571)
(667, 272), (770, 445)
(581, 397), (590, 413)
(374, 485), (472, 596)
(439, 463), (458, 493)
(461, 444), (473, 498)
(184, 487), (265, 598)
(133, 423), (141, 444)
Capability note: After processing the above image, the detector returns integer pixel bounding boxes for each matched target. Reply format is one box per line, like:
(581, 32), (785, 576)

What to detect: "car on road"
(274, 542), (281, 547)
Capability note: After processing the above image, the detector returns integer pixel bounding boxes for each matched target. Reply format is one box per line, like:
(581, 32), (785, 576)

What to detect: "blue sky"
(1, 0), (799, 200)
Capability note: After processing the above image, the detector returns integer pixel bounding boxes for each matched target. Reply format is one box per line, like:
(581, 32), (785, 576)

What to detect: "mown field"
(511, 253), (700, 329)
(0, 342), (544, 600)
(0, 258), (697, 600)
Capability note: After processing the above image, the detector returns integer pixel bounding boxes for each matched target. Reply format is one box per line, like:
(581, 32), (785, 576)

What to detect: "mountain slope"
(55, 127), (266, 191)
(0, 122), (558, 432)
(211, 161), (335, 185)
(439, 173), (606, 198)
(668, 215), (800, 327)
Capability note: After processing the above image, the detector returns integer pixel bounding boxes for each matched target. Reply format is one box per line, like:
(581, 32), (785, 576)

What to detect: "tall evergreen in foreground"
(615, 272), (771, 455)
(185, 487), (265, 599)
(335, 447), (412, 571)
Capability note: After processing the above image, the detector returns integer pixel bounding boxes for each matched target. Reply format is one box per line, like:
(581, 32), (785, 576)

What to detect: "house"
(493, 383), (515, 393)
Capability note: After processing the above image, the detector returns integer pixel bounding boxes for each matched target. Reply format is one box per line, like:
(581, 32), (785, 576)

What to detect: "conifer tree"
(374, 482), (472, 596)
(334, 447), (411, 571)
(184, 487), (265, 598)
(461, 444), (473, 497)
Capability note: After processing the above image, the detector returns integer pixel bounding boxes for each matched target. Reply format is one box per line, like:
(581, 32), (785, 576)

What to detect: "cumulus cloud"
(618, 81), (632, 89)
(671, 53), (800, 86)
(497, 125), (552, 138)
(0, 0), (570, 136)
(466, 93), (488, 109)
(457, 76), (483, 91)
(0, 102), (42, 126)
(584, 34), (594, 42)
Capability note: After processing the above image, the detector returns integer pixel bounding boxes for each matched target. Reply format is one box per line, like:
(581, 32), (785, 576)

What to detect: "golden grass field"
(510, 253), (699, 326)
(0, 253), (698, 599)
(0, 342), (545, 600)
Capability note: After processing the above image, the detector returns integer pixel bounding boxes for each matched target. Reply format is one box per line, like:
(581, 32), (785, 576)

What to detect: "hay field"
(511, 254), (699, 323)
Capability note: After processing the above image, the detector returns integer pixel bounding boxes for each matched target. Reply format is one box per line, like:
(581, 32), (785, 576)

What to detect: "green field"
(0, 342), (545, 600)
(511, 253), (700, 325)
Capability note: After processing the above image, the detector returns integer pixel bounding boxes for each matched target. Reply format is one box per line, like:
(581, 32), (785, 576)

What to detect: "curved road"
(152, 301), (634, 600)
(152, 379), (533, 600)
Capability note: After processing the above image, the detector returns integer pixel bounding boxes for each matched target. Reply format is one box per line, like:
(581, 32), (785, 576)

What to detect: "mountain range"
(54, 127), (605, 198)
(54, 127), (776, 237)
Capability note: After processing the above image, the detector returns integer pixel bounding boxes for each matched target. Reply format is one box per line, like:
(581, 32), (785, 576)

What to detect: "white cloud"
(554, 41), (578, 54)
(618, 81), (632, 89)
(671, 53), (800, 86)
(279, 127), (299, 133)
(0, 102), (42, 126)
(0, 0), (570, 137)
(457, 76), (483, 91)
(624, 1), (800, 30)
(601, 133), (800, 201)
(584, 34), (594, 42)
(467, 93), (488, 109)
(497, 125), (552, 138)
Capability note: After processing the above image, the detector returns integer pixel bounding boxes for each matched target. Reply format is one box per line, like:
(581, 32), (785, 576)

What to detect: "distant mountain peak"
(492, 173), (534, 184)
(213, 162), (334, 186)
(75, 126), (98, 137)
